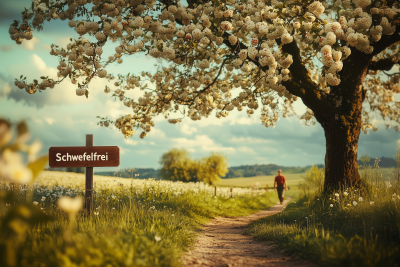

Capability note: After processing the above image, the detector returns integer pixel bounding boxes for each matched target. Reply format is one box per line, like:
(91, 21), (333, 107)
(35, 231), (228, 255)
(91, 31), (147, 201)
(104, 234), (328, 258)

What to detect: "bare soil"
(181, 198), (316, 267)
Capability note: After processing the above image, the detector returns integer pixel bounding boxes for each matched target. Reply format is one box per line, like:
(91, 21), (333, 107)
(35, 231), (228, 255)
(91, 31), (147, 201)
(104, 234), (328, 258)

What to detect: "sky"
(0, 0), (399, 172)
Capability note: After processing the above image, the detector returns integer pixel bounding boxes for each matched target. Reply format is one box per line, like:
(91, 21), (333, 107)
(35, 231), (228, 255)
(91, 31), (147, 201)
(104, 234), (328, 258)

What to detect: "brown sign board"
(49, 146), (119, 168)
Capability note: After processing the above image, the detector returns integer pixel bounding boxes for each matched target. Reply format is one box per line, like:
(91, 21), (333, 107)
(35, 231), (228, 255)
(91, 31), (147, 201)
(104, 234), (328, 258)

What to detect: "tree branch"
(368, 58), (398, 71)
(371, 25), (400, 57)
(279, 39), (330, 111)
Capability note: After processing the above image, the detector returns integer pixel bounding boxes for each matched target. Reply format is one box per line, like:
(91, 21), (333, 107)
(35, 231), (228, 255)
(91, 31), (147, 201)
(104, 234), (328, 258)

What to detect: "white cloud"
(172, 135), (235, 153)
(44, 117), (55, 125)
(229, 115), (259, 125)
(230, 137), (269, 143)
(172, 135), (214, 147)
(22, 36), (40, 51)
(32, 54), (47, 70)
(149, 127), (165, 138)
(57, 37), (72, 49)
(119, 147), (127, 154)
(180, 124), (197, 135)
(125, 139), (137, 146)
(202, 146), (235, 152)
(2, 83), (11, 95)
(238, 147), (255, 154)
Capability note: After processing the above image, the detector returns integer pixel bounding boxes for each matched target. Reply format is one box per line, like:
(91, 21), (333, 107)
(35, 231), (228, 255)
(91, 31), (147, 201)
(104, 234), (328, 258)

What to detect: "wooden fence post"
(230, 187), (233, 198)
(85, 134), (93, 216)
(214, 186), (217, 197)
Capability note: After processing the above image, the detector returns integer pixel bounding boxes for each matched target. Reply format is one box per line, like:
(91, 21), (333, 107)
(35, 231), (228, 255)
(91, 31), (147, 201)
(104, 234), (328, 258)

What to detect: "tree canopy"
(9, 0), (400, 189)
(159, 148), (228, 184)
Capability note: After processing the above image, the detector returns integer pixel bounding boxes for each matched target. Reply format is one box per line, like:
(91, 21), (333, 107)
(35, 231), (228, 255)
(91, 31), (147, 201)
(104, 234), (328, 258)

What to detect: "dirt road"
(181, 199), (315, 267)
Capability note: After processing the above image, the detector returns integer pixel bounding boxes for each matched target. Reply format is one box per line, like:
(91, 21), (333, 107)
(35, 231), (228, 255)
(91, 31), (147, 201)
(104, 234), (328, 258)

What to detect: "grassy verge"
(245, 167), (400, 267)
(0, 178), (275, 267)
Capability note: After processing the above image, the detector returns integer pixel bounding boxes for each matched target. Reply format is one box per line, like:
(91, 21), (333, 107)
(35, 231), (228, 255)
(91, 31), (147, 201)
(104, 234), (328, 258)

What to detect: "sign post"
(85, 134), (94, 215)
(49, 135), (119, 216)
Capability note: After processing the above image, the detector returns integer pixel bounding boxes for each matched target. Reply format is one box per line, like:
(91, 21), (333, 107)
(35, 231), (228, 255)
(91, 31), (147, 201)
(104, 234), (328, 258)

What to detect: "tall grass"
(245, 154), (400, 267)
(0, 176), (275, 267)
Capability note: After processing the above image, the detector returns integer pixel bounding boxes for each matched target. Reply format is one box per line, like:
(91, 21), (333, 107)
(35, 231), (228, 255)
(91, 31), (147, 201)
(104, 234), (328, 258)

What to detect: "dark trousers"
(277, 186), (285, 202)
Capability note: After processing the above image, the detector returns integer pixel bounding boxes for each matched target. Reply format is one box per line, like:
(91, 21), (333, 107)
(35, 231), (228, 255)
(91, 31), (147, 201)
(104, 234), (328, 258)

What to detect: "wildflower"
(353, 201), (358, 206)
(111, 207), (115, 210)
(344, 192), (349, 196)
(370, 201), (374, 205)
(94, 212), (99, 216)
(154, 236), (161, 242)
(33, 201), (38, 205)
(41, 196), (46, 202)
(57, 196), (82, 215)
(172, 214), (174, 216)
(358, 197), (363, 202)
(334, 193), (339, 197)
(330, 204), (333, 207)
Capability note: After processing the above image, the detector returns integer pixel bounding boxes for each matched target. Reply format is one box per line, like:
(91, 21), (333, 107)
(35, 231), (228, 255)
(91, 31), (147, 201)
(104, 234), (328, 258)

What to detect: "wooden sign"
(49, 135), (120, 216)
(49, 146), (119, 168)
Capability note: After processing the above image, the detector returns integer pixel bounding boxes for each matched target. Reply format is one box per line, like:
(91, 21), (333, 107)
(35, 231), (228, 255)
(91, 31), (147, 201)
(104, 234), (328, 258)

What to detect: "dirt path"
(181, 198), (315, 267)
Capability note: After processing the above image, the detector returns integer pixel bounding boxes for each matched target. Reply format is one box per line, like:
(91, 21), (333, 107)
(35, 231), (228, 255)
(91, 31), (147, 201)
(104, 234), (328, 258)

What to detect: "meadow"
(245, 163), (400, 267)
(0, 171), (275, 267)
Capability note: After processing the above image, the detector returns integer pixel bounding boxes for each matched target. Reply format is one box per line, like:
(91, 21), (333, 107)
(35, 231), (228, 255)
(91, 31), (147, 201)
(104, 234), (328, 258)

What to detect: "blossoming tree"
(9, 0), (400, 189)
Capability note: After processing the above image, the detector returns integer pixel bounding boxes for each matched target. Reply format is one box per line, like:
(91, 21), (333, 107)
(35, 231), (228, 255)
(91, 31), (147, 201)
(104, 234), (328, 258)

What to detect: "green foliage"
(245, 163), (400, 267)
(298, 165), (324, 194)
(360, 153), (372, 165)
(159, 149), (228, 184)
(159, 149), (199, 182)
(199, 153), (228, 185)
(0, 180), (274, 267)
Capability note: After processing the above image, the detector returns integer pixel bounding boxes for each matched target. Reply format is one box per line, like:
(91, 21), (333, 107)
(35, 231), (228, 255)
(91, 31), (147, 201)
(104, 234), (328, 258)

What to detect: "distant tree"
(66, 167), (84, 173)
(159, 149), (199, 182)
(200, 153), (228, 185)
(299, 165), (325, 194)
(360, 153), (372, 165)
(159, 149), (228, 184)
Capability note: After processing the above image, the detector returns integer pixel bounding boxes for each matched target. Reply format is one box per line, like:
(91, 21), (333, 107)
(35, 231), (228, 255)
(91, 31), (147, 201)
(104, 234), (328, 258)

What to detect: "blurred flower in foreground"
(0, 149), (33, 184)
(0, 119), (12, 147)
(154, 236), (161, 242)
(353, 201), (358, 206)
(57, 196), (83, 215)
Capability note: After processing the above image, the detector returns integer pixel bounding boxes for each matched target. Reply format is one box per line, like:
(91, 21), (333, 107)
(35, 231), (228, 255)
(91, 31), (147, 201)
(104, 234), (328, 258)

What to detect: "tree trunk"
(323, 118), (362, 190)
(314, 50), (369, 191)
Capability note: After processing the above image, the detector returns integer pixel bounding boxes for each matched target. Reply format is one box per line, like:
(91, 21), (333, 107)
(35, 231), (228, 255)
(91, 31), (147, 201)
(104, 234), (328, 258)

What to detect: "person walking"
(274, 169), (288, 204)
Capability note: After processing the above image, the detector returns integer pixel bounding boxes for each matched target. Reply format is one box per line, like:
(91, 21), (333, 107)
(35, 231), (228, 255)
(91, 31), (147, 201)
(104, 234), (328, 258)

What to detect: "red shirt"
(274, 175), (286, 186)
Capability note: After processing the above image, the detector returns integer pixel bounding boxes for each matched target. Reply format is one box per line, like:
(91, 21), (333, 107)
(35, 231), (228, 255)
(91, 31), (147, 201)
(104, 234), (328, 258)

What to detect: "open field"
(216, 173), (306, 188)
(0, 171), (275, 267)
(245, 165), (400, 267)
(217, 167), (397, 189)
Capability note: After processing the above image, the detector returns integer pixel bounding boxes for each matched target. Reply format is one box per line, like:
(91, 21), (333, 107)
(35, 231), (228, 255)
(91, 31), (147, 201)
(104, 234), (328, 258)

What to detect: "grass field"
(245, 165), (400, 267)
(217, 167), (397, 188)
(1, 171), (275, 267)
(216, 173), (305, 188)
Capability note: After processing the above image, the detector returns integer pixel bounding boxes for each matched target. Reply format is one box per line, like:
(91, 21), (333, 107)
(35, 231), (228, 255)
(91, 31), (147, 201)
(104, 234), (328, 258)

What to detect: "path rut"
(181, 198), (315, 267)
